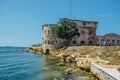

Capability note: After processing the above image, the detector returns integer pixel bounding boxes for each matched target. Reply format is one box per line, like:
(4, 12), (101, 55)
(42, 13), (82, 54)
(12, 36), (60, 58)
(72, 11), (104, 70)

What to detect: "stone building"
(42, 19), (98, 53)
(42, 19), (120, 53)
(97, 33), (120, 46)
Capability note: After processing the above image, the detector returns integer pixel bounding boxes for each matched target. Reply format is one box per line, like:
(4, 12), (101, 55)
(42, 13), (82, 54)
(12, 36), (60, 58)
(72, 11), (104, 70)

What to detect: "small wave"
(0, 50), (23, 53)
(0, 61), (34, 70)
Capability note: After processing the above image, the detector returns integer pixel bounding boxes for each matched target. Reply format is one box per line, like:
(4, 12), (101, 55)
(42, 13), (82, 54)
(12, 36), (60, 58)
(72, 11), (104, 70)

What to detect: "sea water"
(0, 47), (89, 80)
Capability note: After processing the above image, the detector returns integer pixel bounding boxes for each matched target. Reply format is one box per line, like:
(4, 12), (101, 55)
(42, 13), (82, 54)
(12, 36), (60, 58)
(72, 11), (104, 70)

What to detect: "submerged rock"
(63, 68), (74, 75)
(58, 62), (65, 66)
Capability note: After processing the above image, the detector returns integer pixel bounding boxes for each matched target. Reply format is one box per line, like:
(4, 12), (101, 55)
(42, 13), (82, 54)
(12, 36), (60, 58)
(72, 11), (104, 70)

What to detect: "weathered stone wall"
(42, 19), (98, 53)
(42, 19), (120, 53)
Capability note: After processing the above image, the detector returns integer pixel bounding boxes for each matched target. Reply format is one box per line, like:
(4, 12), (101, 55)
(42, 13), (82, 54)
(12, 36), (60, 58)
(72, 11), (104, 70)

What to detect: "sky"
(0, 0), (120, 47)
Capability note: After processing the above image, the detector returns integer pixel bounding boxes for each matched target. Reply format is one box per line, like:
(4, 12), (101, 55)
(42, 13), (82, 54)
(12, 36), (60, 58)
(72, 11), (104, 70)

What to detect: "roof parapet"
(69, 19), (98, 23)
(42, 24), (56, 27)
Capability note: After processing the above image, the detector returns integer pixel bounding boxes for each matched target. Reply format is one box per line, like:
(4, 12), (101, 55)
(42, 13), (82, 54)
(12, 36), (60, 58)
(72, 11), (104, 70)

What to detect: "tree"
(52, 18), (79, 46)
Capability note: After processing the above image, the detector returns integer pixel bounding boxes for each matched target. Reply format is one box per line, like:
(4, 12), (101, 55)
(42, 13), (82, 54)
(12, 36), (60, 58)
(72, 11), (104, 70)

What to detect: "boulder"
(63, 68), (75, 75)
(117, 65), (120, 73)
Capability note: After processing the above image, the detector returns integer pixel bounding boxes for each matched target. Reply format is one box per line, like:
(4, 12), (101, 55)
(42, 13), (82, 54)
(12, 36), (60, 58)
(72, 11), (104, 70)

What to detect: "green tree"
(52, 18), (79, 46)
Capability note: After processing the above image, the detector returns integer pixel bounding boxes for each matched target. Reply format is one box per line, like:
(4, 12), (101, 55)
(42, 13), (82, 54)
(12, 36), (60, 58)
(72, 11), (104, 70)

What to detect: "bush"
(28, 47), (33, 50)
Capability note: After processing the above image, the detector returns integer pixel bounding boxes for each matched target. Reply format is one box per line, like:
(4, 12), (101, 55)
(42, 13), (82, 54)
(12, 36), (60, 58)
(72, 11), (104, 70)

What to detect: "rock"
(25, 46), (43, 53)
(117, 65), (120, 73)
(94, 56), (109, 64)
(75, 58), (91, 68)
(63, 68), (74, 75)
(71, 63), (76, 67)
(66, 56), (72, 63)
(58, 62), (65, 66)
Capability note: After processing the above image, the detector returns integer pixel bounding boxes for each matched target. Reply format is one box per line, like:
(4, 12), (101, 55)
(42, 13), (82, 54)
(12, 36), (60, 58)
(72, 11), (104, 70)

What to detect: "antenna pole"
(70, 0), (72, 19)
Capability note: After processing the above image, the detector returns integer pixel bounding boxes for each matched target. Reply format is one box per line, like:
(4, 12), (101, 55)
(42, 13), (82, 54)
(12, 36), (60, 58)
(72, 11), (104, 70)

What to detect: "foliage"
(28, 47), (33, 50)
(52, 18), (79, 46)
(33, 48), (39, 52)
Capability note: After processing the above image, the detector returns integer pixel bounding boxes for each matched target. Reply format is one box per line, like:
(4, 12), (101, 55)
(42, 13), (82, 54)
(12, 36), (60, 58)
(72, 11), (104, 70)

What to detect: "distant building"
(97, 33), (120, 46)
(42, 19), (120, 53)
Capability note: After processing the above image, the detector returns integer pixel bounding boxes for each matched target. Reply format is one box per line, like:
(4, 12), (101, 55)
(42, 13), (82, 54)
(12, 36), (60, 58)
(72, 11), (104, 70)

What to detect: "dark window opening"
(81, 41), (85, 45)
(83, 22), (86, 25)
(89, 31), (92, 35)
(48, 40), (50, 44)
(75, 29), (78, 32)
(76, 33), (80, 37)
(117, 40), (120, 43)
(117, 40), (119, 42)
(45, 40), (47, 44)
(56, 41), (57, 44)
(101, 39), (104, 42)
(81, 31), (85, 34)
(52, 31), (54, 34)
(51, 41), (54, 44)
(89, 41), (93, 45)
(97, 39), (99, 41)
(48, 30), (50, 34)
(107, 39), (110, 42)
(63, 41), (68, 46)
(112, 40), (115, 42)
(45, 30), (46, 34)
(73, 41), (76, 44)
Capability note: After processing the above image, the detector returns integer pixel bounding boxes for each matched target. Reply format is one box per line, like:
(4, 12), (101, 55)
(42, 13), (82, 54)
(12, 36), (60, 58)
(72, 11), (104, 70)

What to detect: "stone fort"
(42, 19), (120, 53)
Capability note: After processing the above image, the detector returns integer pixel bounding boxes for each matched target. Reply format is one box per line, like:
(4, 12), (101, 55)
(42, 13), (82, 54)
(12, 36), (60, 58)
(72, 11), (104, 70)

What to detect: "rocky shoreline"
(44, 55), (97, 80)
(50, 46), (120, 80)
(26, 46), (120, 80)
(25, 46), (42, 54)
(51, 46), (109, 68)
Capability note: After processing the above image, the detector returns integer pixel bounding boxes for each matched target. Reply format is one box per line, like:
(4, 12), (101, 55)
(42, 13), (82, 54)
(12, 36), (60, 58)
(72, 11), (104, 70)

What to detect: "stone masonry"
(42, 19), (120, 53)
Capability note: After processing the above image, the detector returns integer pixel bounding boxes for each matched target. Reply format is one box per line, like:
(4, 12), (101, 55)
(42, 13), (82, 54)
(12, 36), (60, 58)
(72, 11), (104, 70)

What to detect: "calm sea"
(0, 47), (47, 80)
(0, 47), (89, 80)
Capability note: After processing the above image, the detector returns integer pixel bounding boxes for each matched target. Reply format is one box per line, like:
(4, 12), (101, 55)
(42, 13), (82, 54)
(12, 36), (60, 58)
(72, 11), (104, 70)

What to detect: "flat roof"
(42, 24), (56, 27)
(70, 19), (98, 23)
(42, 19), (98, 27)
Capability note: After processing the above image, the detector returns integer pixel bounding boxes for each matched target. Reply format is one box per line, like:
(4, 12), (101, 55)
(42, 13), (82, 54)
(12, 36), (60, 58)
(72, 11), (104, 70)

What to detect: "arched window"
(45, 30), (47, 34)
(45, 40), (47, 44)
(56, 41), (57, 44)
(48, 40), (50, 44)
(48, 30), (50, 34)
(51, 41), (54, 44)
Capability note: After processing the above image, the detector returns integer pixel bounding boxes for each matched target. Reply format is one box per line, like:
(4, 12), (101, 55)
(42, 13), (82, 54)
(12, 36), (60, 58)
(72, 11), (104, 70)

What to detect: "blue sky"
(0, 0), (120, 47)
